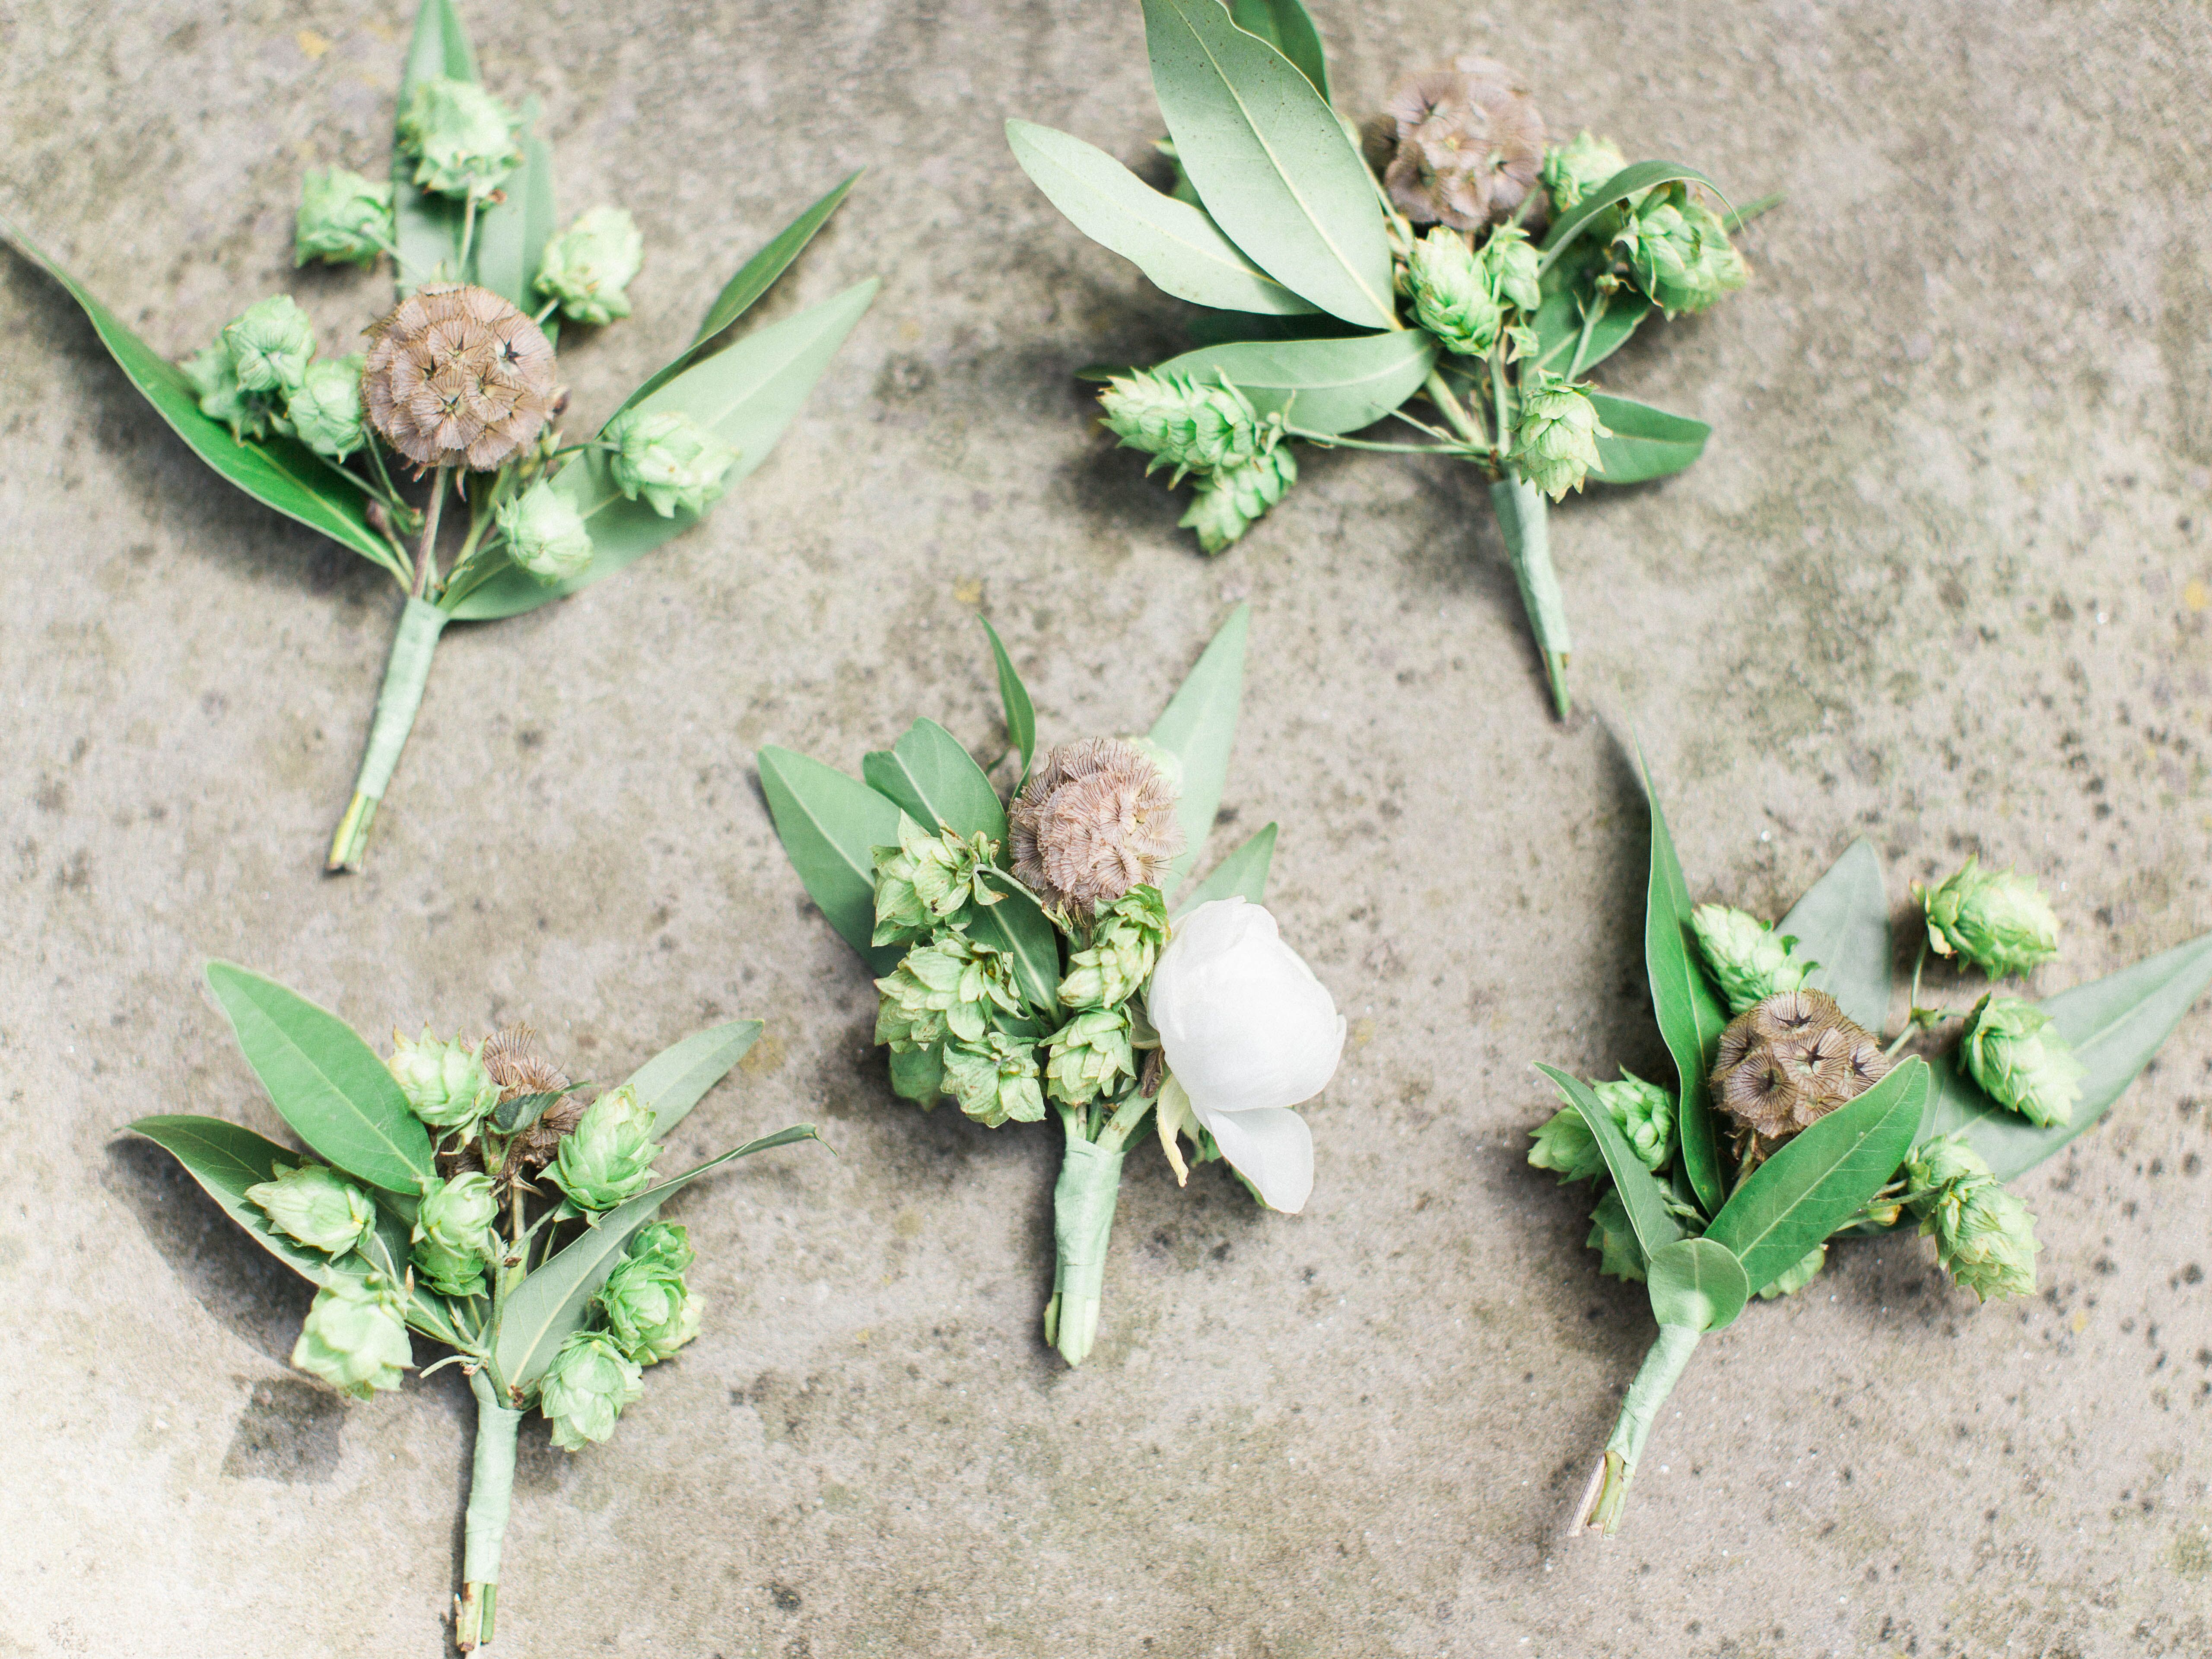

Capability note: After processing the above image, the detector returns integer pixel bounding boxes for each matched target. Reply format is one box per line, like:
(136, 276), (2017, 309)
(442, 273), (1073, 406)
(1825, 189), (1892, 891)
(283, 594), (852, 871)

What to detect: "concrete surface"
(3, 0), (2210, 1654)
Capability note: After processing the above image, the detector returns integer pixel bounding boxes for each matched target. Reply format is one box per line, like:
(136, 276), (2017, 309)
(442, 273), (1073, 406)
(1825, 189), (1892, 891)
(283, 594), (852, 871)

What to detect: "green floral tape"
(1049, 1135), (1126, 1364)
(464, 1372), (522, 1589)
(353, 596), (448, 803)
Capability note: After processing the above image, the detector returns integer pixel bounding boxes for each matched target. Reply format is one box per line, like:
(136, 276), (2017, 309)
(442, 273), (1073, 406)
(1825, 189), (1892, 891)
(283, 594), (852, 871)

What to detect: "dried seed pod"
(1009, 737), (1185, 916)
(1710, 987), (1891, 1147)
(480, 1024), (586, 1178)
(361, 283), (557, 472)
(1372, 56), (1545, 230)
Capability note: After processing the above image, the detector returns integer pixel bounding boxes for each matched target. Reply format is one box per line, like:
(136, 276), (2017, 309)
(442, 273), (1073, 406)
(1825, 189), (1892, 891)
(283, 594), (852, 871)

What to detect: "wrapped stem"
(1573, 1322), (1700, 1535)
(326, 595), (448, 872)
(1042, 1116), (1126, 1368)
(455, 1368), (522, 1650)
(1489, 477), (1571, 720)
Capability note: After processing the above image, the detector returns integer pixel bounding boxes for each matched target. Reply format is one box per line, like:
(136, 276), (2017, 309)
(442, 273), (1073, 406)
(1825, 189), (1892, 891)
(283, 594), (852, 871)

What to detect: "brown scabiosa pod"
(1009, 737), (1185, 916)
(1368, 56), (1545, 230)
(362, 282), (557, 472)
(480, 1024), (585, 1178)
(1710, 987), (1892, 1147)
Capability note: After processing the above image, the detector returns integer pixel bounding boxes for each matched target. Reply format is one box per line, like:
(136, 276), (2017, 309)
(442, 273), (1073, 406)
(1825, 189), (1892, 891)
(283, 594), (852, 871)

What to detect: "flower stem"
(412, 465), (451, 598)
(1489, 477), (1572, 719)
(1566, 290), (1612, 381)
(1573, 1322), (1701, 1535)
(325, 596), (449, 872)
(1420, 368), (1490, 454)
(454, 1368), (521, 1650)
(1042, 1106), (1127, 1368)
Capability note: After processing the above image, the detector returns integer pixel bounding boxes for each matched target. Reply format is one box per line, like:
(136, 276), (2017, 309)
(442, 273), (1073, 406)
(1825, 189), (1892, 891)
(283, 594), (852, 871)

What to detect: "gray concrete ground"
(3, 0), (2210, 1653)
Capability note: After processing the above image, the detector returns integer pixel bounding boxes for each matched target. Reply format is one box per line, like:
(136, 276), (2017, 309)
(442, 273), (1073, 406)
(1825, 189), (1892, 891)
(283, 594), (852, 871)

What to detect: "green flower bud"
(940, 1030), (1046, 1128)
(1615, 183), (1745, 316)
(493, 480), (595, 584)
(395, 76), (523, 200)
(1959, 995), (2084, 1128)
(1585, 1186), (1644, 1283)
(1905, 1132), (2038, 1302)
(1180, 446), (1298, 554)
(1904, 1130), (1993, 1198)
(245, 1162), (375, 1256)
(1540, 132), (1627, 213)
(294, 167), (394, 267)
(550, 1084), (662, 1210)
(1755, 1242), (1826, 1300)
(223, 295), (317, 395)
(1513, 378), (1608, 501)
(534, 206), (645, 326)
(595, 1246), (699, 1365)
(874, 932), (1027, 1053)
(182, 338), (276, 442)
(626, 1220), (696, 1274)
(539, 1330), (644, 1450)
(410, 1171), (499, 1298)
(281, 354), (367, 461)
(1479, 224), (1543, 315)
(1100, 370), (1281, 481)
(871, 818), (1001, 947)
(1058, 885), (1169, 1009)
(1916, 856), (2060, 978)
(1043, 1006), (1137, 1107)
(292, 1272), (413, 1398)
(604, 407), (739, 518)
(1404, 228), (1504, 356)
(1690, 904), (1815, 1015)
(1528, 1069), (1674, 1182)
(388, 1030), (500, 1132)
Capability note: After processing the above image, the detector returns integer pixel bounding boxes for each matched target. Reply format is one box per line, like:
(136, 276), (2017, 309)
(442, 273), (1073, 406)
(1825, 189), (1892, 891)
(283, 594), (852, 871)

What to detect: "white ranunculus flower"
(1147, 897), (1344, 1213)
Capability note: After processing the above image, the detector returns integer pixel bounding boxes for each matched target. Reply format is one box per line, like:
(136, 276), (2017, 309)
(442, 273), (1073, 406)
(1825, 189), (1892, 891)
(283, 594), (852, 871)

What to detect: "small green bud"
(1058, 885), (1169, 1009)
(1690, 904), (1815, 1015)
(1528, 1107), (1601, 1182)
(494, 479), (595, 584)
(1043, 1006), (1137, 1108)
(550, 1085), (662, 1210)
(395, 76), (523, 200)
(1916, 856), (2060, 978)
(1615, 183), (1745, 316)
(1479, 223), (1543, 315)
(626, 1220), (696, 1274)
(1755, 1242), (1826, 1300)
(534, 206), (644, 325)
(292, 1272), (413, 1398)
(887, 1040), (945, 1106)
(1905, 1132), (2038, 1301)
(1585, 1187), (1644, 1283)
(1529, 1069), (1673, 1182)
(871, 818), (1001, 947)
(182, 338), (276, 442)
(1959, 995), (2083, 1128)
(1513, 378), (1607, 501)
(1904, 1130), (1993, 1198)
(1099, 370), (1279, 481)
(388, 1030), (500, 1132)
(539, 1330), (644, 1449)
(940, 1030), (1046, 1127)
(245, 1162), (375, 1256)
(1540, 132), (1627, 213)
(874, 932), (1027, 1053)
(604, 407), (739, 518)
(410, 1171), (499, 1298)
(223, 296), (318, 396)
(281, 353), (367, 461)
(596, 1246), (699, 1365)
(1404, 228), (1504, 356)
(294, 167), (393, 267)
(1180, 446), (1298, 554)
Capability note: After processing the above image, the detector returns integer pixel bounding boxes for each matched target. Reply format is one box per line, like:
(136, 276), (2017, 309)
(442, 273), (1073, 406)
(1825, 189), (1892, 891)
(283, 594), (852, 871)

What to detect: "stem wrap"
(326, 596), (447, 871)
(1044, 1132), (1125, 1369)
(457, 1368), (522, 1650)
(1581, 1321), (1701, 1535)
(1489, 477), (1572, 720)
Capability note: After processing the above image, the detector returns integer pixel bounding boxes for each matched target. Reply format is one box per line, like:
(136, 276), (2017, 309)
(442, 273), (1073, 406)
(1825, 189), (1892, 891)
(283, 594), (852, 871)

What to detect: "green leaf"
(450, 278), (878, 619)
(495, 1125), (822, 1389)
(1705, 1058), (1928, 1294)
(492, 1089), (568, 1136)
(979, 617), (1037, 785)
(623, 171), (863, 412)
(130, 1116), (348, 1287)
(1920, 929), (2212, 1181)
(0, 221), (400, 578)
(1182, 310), (1367, 349)
(1776, 838), (1891, 1035)
(1155, 329), (1436, 437)
(1174, 822), (1278, 917)
(1640, 758), (1728, 1214)
(204, 963), (435, 1195)
(757, 746), (906, 976)
(470, 131), (555, 309)
(1227, 0), (1329, 99)
(1147, 604), (1249, 896)
(1588, 395), (1710, 485)
(623, 1020), (763, 1137)
(1006, 120), (1317, 317)
(1140, 0), (1395, 329)
(1538, 161), (1730, 275)
(1644, 1236), (1750, 1334)
(861, 718), (1007, 845)
(969, 876), (1064, 1011)
(1536, 1065), (1684, 1260)
(1529, 288), (1650, 380)
(391, 0), (479, 293)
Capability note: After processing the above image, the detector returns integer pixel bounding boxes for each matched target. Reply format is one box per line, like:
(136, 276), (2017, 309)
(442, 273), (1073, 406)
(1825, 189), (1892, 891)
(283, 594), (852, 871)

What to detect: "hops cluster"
(550, 1084), (662, 1210)
(875, 932), (1028, 1056)
(1710, 988), (1891, 1147)
(1010, 737), (1185, 917)
(603, 407), (739, 518)
(1513, 377), (1608, 500)
(1402, 224), (1542, 356)
(1906, 1134), (2039, 1301)
(362, 282), (558, 472)
(293, 1272), (414, 1399)
(496, 480), (595, 585)
(535, 207), (645, 326)
(1181, 448), (1298, 554)
(1691, 904), (1816, 1014)
(247, 1162), (376, 1257)
(1613, 183), (1745, 317)
(1959, 995), (2085, 1128)
(1058, 886), (1170, 1009)
(411, 1171), (499, 1298)
(1916, 856), (2060, 979)
(395, 76), (522, 200)
(1528, 1070), (1675, 1183)
(390, 1028), (501, 1132)
(870, 818), (1003, 947)
(594, 1221), (701, 1365)
(295, 168), (394, 268)
(1368, 57), (1545, 230)
(1099, 372), (1297, 552)
(1540, 132), (1626, 213)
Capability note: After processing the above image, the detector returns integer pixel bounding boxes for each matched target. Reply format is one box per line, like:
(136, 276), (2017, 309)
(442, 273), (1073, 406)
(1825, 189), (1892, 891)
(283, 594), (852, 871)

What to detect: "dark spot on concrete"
(770, 1583), (802, 1611)
(221, 1378), (343, 1482)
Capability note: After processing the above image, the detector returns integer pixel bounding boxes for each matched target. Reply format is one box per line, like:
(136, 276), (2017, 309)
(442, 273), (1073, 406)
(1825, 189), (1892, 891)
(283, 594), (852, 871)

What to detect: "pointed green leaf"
(861, 718), (1007, 845)
(1227, 0), (1329, 99)
(1706, 1058), (1927, 1294)
(391, 0), (479, 293)
(979, 617), (1036, 785)
(1155, 331), (1435, 436)
(1776, 839), (1891, 1035)
(757, 746), (905, 976)
(1538, 161), (1731, 275)
(1174, 822), (1278, 917)
(205, 963), (435, 1195)
(1148, 604), (1249, 896)
(470, 131), (555, 309)
(1140, 0), (1395, 328)
(1536, 1065), (1684, 1260)
(1530, 288), (1650, 380)
(969, 876), (1063, 1011)
(623, 1020), (763, 1137)
(1006, 120), (1316, 316)
(1644, 1236), (1750, 1333)
(1589, 394), (1710, 485)
(1640, 759), (1728, 1214)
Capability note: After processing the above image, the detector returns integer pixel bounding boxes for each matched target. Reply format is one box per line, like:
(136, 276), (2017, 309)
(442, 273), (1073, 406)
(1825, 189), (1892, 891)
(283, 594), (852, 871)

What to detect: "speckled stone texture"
(3, 1), (2209, 1655)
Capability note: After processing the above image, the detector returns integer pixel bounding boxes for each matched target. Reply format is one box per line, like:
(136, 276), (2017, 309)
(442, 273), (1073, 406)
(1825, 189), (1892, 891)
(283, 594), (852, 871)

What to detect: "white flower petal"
(1192, 1104), (1313, 1214)
(1150, 898), (1344, 1117)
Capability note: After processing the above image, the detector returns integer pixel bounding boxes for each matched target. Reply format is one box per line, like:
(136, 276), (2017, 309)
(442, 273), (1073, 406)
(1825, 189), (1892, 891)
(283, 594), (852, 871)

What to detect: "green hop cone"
(1099, 369), (1278, 481)
(1916, 855), (2060, 978)
(534, 206), (644, 325)
(595, 1245), (699, 1365)
(292, 1272), (413, 1399)
(1043, 1006), (1136, 1108)
(182, 337), (276, 442)
(1528, 1069), (1674, 1182)
(245, 1162), (375, 1256)
(550, 1084), (662, 1210)
(1904, 1130), (1990, 1197)
(874, 931), (1027, 1053)
(1615, 183), (1745, 316)
(1181, 447), (1298, 554)
(539, 1330), (644, 1450)
(389, 1030), (500, 1132)
(281, 354), (367, 461)
(395, 75), (523, 200)
(1905, 1132), (2039, 1302)
(1058, 886), (1168, 1009)
(1959, 994), (2085, 1128)
(871, 818), (1001, 947)
(1755, 1243), (1827, 1300)
(223, 295), (318, 396)
(1513, 378), (1607, 501)
(1690, 904), (1815, 1014)
(494, 479), (595, 585)
(410, 1171), (499, 1298)
(294, 167), (393, 267)
(625, 1220), (696, 1274)
(604, 407), (740, 518)
(940, 1030), (1046, 1127)
(1478, 223), (1543, 314)
(1540, 131), (1627, 213)
(1404, 228), (1504, 356)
